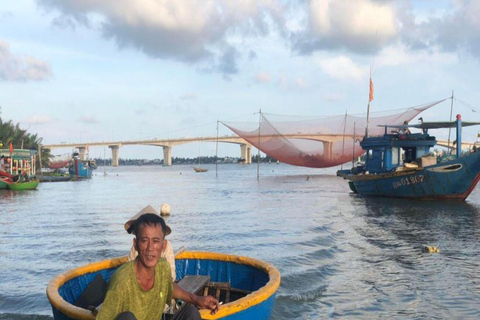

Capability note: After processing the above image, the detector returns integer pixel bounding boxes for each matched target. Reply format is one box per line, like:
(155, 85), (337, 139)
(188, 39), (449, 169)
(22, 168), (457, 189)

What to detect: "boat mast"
(365, 69), (374, 138)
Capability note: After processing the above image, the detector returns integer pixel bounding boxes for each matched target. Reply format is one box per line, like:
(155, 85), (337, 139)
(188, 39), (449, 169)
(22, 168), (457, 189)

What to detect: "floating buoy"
(423, 246), (440, 253)
(160, 203), (171, 216)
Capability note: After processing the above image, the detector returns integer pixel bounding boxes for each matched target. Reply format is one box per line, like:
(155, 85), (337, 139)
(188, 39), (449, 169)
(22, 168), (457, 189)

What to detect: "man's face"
(134, 223), (165, 269)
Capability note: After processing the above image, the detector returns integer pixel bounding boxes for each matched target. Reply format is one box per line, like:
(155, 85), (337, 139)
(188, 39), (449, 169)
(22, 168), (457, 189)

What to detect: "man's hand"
(194, 295), (220, 315)
(173, 283), (220, 314)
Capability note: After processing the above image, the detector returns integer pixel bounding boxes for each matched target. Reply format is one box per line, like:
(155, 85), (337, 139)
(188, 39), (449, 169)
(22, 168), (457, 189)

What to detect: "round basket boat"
(46, 251), (281, 320)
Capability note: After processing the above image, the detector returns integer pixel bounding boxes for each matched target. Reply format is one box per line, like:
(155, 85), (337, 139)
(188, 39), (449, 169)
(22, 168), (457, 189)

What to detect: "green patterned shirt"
(97, 259), (173, 320)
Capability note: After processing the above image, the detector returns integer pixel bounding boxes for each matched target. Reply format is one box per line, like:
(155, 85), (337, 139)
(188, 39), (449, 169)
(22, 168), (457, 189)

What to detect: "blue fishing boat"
(47, 251), (281, 320)
(338, 114), (480, 200)
(68, 152), (93, 179)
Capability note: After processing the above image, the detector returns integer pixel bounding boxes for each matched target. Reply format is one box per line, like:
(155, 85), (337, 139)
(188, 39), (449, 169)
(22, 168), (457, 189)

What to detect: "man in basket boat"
(97, 206), (219, 320)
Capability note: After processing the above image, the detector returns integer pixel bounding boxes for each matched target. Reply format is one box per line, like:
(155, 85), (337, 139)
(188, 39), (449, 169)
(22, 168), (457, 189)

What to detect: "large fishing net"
(48, 154), (71, 169)
(222, 100), (444, 168)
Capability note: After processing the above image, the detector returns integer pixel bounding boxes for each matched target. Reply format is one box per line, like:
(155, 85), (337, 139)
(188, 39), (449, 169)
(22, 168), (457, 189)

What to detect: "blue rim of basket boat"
(46, 251), (281, 320)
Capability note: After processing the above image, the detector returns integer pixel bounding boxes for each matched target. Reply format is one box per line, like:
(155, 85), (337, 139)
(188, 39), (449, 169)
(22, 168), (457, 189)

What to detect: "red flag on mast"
(369, 77), (374, 102)
(9, 141), (13, 154)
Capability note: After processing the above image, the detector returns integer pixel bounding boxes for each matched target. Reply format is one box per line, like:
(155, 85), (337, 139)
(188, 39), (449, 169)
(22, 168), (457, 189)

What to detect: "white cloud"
(34, 0), (480, 76)
(376, 43), (458, 68)
(397, 0), (480, 60)
(324, 92), (344, 102)
(295, 77), (307, 88)
(256, 72), (271, 83)
(318, 56), (368, 81)
(78, 115), (99, 124)
(26, 115), (51, 124)
(0, 40), (52, 82)
(37, 0), (285, 77)
(294, 0), (398, 54)
(180, 93), (197, 100)
(278, 75), (287, 87)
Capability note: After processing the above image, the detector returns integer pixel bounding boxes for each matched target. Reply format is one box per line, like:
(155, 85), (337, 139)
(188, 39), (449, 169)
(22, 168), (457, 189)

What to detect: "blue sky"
(2, 0), (480, 159)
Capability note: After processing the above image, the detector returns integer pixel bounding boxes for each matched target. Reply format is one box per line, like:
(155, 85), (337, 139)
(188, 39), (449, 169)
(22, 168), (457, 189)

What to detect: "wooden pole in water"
(341, 110), (347, 170)
(215, 120), (219, 178)
(352, 122), (356, 168)
(103, 147), (107, 176)
(256, 111), (261, 180)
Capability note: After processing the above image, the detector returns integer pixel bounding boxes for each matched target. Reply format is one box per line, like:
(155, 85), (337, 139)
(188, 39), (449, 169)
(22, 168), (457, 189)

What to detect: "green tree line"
(0, 116), (52, 168)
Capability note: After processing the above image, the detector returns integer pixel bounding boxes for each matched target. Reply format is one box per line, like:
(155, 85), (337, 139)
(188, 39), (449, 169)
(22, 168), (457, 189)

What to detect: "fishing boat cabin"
(361, 126), (437, 174)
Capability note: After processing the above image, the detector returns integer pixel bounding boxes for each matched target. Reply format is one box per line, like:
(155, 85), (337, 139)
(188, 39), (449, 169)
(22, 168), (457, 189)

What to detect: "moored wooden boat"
(193, 167), (208, 173)
(68, 151), (93, 179)
(47, 251), (281, 320)
(8, 179), (39, 190)
(338, 115), (480, 200)
(39, 175), (72, 183)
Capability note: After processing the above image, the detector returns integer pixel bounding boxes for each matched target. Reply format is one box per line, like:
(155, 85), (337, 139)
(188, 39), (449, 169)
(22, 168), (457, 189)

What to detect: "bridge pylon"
(109, 145), (121, 167)
(163, 146), (172, 166)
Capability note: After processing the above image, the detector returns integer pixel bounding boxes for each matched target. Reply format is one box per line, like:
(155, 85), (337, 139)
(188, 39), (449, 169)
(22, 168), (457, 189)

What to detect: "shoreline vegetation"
(0, 115), (52, 168)
(91, 155), (278, 166)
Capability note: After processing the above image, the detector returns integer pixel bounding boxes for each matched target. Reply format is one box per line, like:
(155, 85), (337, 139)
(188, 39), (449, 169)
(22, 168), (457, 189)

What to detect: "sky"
(2, 0), (480, 160)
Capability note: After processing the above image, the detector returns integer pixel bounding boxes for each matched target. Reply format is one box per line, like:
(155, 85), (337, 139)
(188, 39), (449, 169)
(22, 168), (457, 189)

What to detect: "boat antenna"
(447, 90), (454, 152)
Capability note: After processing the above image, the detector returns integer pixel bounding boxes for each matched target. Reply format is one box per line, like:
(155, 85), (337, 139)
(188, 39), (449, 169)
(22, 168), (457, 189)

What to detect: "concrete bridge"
(43, 134), (474, 167)
(44, 135), (253, 166)
(42, 133), (355, 166)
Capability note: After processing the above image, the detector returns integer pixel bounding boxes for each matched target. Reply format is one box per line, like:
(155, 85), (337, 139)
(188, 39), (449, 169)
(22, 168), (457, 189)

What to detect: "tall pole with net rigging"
(257, 109), (262, 181)
(215, 120), (219, 178)
(341, 110), (347, 169)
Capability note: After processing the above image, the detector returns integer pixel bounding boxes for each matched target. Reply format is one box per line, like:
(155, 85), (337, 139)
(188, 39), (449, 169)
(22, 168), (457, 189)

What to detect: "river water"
(1, 163), (480, 320)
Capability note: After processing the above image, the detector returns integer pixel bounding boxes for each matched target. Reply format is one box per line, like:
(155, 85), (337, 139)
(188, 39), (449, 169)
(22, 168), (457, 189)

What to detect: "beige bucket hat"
(124, 205), (172, 235)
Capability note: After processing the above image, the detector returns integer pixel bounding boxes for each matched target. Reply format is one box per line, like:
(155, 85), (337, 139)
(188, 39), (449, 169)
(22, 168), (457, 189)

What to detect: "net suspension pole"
(103, 147), (106, 176)
(352, 122), (356, 167)
(341, 110), (347, 170)
(256, 109), (261, 180)
(447, 90), (454, 152)
(215, 120), (219, 178)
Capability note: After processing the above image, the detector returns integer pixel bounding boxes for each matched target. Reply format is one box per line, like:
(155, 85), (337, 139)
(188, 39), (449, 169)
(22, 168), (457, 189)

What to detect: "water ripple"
(2, 164), (480, 319)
